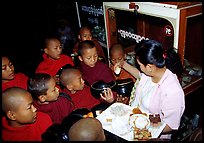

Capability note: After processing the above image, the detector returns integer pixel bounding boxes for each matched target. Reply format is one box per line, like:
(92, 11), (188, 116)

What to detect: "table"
(96, 102), (166, 141)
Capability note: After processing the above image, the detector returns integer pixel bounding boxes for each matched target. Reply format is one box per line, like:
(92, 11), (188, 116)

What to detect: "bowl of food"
(113, 78), (134, 97)
(90, 80), (116, 99)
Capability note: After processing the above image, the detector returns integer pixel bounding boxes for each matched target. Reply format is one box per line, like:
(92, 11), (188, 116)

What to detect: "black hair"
(135, 39), (183, 77)
(27, 73), (52, 100)
(78, 40), (96, 56)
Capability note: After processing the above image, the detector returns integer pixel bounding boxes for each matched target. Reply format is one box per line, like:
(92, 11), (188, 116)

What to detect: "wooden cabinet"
(103, 2), (202, 96)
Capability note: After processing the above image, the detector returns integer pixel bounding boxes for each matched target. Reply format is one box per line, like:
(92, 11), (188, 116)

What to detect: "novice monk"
(60, 67), (115, 110)
(68, 117), (106, 141)
(109, 43), (136, 82)
(2, 56), (28, 92)
(2, 87), (52, 141)
(78, 40), (115, 86)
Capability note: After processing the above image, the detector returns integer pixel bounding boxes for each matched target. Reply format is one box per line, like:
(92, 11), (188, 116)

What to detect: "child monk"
(2, 87), (52, 141)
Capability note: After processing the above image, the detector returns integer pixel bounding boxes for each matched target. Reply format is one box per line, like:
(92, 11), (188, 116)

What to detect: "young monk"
(73, 26), (106, 61)
(28, 73), (74, 124)
(68, 117), (106, 141)
(2, 87), (52, 141)
(2, 56), (28, 92)
(109, 43), (136, 82)
(36, 37), (74, 86)
(60, 67), (115, 110)
(78, 40), (115, 86)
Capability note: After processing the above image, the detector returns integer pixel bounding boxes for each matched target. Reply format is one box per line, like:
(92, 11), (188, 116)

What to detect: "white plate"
(129, 114), (150, 129)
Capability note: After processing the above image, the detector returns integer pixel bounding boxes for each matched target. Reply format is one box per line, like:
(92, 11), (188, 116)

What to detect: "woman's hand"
(100, 88), (115, 103)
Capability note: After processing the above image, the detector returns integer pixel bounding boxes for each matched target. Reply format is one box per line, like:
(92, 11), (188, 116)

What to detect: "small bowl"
(113, 78), (134, 97)
(90, 80), (116, 99)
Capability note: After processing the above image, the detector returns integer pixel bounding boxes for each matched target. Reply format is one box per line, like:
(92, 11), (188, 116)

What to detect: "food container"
(90, 80), (116, 99)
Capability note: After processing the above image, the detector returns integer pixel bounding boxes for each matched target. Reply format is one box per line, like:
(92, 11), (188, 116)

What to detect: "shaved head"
(68, 117), (105, 141)
(2, 87), (31, 113)
(60, 68), (80, 86)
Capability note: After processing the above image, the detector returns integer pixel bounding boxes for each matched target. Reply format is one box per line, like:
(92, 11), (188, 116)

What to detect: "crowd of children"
(1, 26), (126, 141)
(2, 25), (184, 141)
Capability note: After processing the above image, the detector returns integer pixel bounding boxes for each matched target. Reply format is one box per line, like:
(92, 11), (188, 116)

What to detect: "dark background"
(2, 1), (79, 77)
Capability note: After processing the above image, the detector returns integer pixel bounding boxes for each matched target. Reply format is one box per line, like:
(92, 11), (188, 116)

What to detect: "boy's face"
(79, 47), (98, 67)
(44, 77), (60, 102)
(79, 29), (92, 41)
(69, 70), (85, 91)
(2, 57), (15, 82)
(44, 39), (62, 60)
(13, 92), (37, 125)
(110, 49), (125, 65)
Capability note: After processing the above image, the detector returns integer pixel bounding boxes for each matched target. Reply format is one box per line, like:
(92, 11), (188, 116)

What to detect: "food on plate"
(132, 107), (142, 114)
(149, 114), (161, 127)
(83, 112), (94, 118)
(110, 105), (129, 116)
(129, 114), (150, 129)
(95, 110), (103, 116)
(133, 127), (152, 141)
(106, 118), (112, 122)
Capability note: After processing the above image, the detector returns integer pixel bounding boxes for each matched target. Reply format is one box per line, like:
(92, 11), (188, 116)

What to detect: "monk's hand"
(100, 88), (115, 103)
(116, 94), (129, 104)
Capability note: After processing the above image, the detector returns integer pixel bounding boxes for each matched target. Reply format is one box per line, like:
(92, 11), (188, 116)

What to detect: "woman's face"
(136, 59), (152, 76)
(79, 47), (98, 67)
(2, 57), (15, 82)
(44, 39), (62, 60)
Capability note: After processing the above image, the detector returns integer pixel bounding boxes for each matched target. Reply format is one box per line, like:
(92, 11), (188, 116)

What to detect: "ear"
(146, 64), (152, 72)
(78, 56), (83, 62)
(38, 95), (46, 103)
(7, 111), (16, 121)
(78, 35), (81, 40)
(44, 48), (48, 54)
(146, 64), (154, 72)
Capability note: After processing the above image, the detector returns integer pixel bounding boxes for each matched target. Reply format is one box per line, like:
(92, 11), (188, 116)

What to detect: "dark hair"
(135, 39), (183, 77)
(27, 73), (52, 100)
(78, 40), (96, 56)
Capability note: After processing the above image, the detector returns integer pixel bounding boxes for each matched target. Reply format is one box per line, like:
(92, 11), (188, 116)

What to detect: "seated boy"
(60, 67), (115, 110)
(2, 55), (28, 92)
(27, 73), (74, 124)
(2, 87), (52, 141)
(73, 26), (106, 62)
(36, 37), (74, 85)
(109, 43), (136, 82)
(68, 117), (106, 141)
(77, 40), (115, 86)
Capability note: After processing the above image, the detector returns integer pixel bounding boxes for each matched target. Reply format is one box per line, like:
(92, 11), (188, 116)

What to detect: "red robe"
(2, 112), (52, 141)
(79, 61), (115, 86)
(63, 85), (100, 110)
(2, 73), (28, 92)
(33, 96), (74, 124)
(36, 54), (74, 76)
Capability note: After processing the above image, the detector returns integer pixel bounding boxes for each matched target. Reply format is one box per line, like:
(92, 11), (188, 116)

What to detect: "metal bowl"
(113, 78), (134, 97)
(90, 80), (116, 99)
